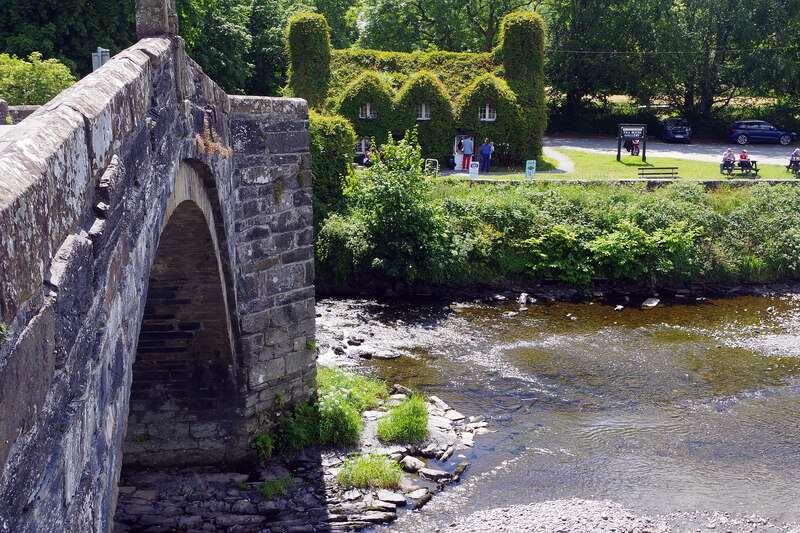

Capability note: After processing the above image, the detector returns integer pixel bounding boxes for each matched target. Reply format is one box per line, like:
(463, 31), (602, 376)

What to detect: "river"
(316, 291), (800, 531)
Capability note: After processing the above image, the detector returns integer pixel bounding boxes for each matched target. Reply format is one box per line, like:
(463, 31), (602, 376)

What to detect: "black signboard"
(617, 123), (647, 162)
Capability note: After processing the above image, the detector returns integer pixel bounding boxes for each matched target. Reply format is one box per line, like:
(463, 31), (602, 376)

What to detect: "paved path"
(545, 135), (796, 165)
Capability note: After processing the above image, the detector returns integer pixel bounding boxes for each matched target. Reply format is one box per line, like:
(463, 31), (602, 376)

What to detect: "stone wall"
(0, 32), (314, 533)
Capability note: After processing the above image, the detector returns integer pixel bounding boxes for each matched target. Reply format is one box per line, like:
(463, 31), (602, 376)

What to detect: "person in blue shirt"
(479, 138), (494, 172)
(461, 135), (474, 170)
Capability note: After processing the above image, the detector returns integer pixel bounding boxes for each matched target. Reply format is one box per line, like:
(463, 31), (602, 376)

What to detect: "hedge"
(394, 71), (455, 161)
(309, 111), (356, 229)
(285, 13), (331, 108)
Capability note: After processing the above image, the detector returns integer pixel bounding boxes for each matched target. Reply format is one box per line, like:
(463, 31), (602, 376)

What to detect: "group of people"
(458, 135), (495, 172)
(720, 147), (800, 174)
(720, 148), (754, 173)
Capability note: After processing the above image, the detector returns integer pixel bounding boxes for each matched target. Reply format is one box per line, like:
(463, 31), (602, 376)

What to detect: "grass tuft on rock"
(377, 395), (429, 443)
(258, 474), (295, 499)
(338, 453), (402, 488)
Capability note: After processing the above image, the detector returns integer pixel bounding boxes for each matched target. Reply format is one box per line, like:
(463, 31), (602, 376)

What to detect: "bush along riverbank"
(315, 135), (800, 295)
(114, 366), (487, 532)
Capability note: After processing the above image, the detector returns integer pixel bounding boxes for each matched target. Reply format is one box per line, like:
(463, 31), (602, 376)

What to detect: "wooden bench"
(638, 167), (679, 178)
(722, 161), (759, 178)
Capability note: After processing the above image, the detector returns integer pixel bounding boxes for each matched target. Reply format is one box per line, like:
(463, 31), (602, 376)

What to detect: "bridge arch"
(124, 161), (243, 468)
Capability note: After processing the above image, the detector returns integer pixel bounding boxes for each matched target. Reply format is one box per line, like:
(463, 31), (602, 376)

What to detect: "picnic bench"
(722, 160), (759, 178)
(787, 160), (800, 177)
(638, 167), (679, 178)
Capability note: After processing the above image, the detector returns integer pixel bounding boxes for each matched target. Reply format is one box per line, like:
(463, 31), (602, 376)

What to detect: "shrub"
(337, 131), (456, 283)
(377, 395), (429, 443)
(285, 13), (331, 108)
(0, 52), (76, 105)
(309, 111), (356, 228)
(335, 71), (395, 141)
(251, 432), (275, 465)
(338, 454), (402, 488)
(394, 71), (455, 161)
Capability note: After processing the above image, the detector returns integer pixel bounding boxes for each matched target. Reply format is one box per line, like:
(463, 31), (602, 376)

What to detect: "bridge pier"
(0, 13), (315, 533)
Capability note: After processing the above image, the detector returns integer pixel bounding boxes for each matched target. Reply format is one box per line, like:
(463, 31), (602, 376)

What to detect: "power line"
(544, 46), (800, 55)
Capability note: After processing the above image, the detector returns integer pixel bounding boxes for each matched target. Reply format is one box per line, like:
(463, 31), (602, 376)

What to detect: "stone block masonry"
(0, 10), (315, 533)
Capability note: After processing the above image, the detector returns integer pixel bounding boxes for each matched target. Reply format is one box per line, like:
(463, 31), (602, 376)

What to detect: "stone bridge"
(0, 1), (316, 531)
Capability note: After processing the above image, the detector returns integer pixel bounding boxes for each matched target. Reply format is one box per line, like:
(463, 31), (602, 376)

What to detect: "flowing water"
(316, 292), (800, 530)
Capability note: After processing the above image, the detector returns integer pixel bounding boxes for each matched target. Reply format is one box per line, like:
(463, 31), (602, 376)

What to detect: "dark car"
(660, 117), (692, 143)
(727, 120), (796, 145)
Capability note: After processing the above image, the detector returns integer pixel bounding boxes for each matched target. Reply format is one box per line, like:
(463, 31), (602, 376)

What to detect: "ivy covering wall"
(287, 11), (546, 163)
(394, 71), (454, 161)
(456, 74), (523, 164)
(309, 111), (356, 228)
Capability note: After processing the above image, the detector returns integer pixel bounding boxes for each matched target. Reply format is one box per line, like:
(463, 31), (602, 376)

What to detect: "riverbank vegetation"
(316, 135), (800, 289)
(338, 453), (402, 489)
(377, 395), (430, 443)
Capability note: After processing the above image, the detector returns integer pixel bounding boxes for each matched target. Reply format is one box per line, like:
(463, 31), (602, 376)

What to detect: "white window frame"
(355, 137), (370, 155)
(359, 102), (377, 119)
(416, 103), (431, 121)
(478, 103), (496, 122)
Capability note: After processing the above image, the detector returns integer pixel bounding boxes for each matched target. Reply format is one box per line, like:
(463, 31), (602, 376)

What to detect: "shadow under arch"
(124, 161), (247, 469)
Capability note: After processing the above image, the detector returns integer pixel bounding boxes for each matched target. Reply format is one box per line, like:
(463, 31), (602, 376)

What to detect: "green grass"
(337, 454), (402, 488)
(548, 148), (792, 180)
(377, 395), (430, 443)
(317, 366), (388, 412)
(258, 474), (295, 499)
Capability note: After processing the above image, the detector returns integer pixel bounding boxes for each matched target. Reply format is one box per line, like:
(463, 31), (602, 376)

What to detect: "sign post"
(469, 161), (480, 179)
(617, 124), (647, 163)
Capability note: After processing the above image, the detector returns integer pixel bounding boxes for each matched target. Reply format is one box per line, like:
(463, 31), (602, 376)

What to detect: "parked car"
(660, 117), (692, 143)
(727, 120), (796, 145)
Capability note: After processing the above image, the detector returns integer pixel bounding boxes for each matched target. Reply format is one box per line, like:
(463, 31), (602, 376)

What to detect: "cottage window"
(478, 104), (496, 122)
(355, 137), (370, 154)
(417, 103), (431, 121)
(359, 102), (377, 119)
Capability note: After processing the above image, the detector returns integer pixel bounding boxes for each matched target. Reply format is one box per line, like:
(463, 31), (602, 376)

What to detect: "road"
(545, 135), (797, 165)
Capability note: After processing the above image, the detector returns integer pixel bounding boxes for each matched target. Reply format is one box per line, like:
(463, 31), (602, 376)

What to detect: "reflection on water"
(316, 293), (800, 529)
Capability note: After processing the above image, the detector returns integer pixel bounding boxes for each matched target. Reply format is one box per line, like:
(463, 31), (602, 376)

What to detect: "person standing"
(461, 135), (474, 170)
(479, 138), (494, 172)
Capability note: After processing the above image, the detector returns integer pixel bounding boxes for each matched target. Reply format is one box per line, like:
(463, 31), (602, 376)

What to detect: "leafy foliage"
(286, 13), (331, 108)
(318, 132), (456, 283)
(455, 74), (523, 164)
(335, 71), (394, 139)
(177, 0), (253, 94)
(0, 52), (76, 105)
(309, 111), (356, 228)
(394, 71), (455, 160)
(0, 0), (135, 76)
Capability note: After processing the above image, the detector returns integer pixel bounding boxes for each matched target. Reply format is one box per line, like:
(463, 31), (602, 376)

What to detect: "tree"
(0, 0), (136, 76)
(0, 52), (76, 105)
(177, 0), (253, 94)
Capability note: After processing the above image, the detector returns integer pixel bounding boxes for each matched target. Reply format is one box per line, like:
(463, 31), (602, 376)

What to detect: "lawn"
(472, 148), (796, 180)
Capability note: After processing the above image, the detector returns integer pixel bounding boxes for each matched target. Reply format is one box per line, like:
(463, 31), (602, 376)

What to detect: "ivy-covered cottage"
(285, 11), (547, 165)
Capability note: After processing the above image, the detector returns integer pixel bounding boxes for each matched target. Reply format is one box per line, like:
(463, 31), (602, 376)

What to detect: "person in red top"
(738, 150), (751, 170)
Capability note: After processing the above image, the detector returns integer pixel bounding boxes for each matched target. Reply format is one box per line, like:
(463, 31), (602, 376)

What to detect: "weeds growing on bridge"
(0, 322), (13, 344)
(194, 115), (233, 160)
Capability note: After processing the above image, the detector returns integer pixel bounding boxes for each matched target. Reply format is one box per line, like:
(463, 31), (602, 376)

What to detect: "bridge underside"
(0, 25), (315, 533)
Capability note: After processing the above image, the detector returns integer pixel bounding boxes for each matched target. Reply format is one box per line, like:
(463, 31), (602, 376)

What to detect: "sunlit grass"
(338, 453), (402, 488)
(377, 395), (429, 443)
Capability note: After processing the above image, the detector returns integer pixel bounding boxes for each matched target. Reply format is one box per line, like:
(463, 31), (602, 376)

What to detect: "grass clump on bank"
(338, 453), (402, 488)
(377, 395), (429, 443)
(316, 134), (800, 288)
(252, 367), (389, 463)
(258, 474), (295, 499)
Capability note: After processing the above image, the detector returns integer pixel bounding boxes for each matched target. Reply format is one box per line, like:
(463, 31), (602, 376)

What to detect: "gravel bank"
(437, 499), (800, 533)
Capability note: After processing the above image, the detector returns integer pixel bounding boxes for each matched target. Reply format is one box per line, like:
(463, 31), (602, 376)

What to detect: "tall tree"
(177, 0), (252, 94)
(0, 0), (136, 76)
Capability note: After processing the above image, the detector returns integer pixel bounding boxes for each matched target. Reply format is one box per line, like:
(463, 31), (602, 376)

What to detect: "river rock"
(642, 298), (660, 309)
(370, 500), (396, 512)
(438, 445), (455, 461)
(408, 488), (428, 499)
(361, 511), (397, 523)
(373, 350), (401, 360)
(260, 466), (290, 481)
(400, 456), (425, 472)
(376, 490), (407, 506)
(445, 410), (466, 422)
(614, 305), (624, 312)
(429, 395), (450, 411)
(517, 292), (529, 304)
(429, 415), (452, 429)
(419, 468), (450, 482)
(392, 384), (413, 395)
(347, 336), (365, 346)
